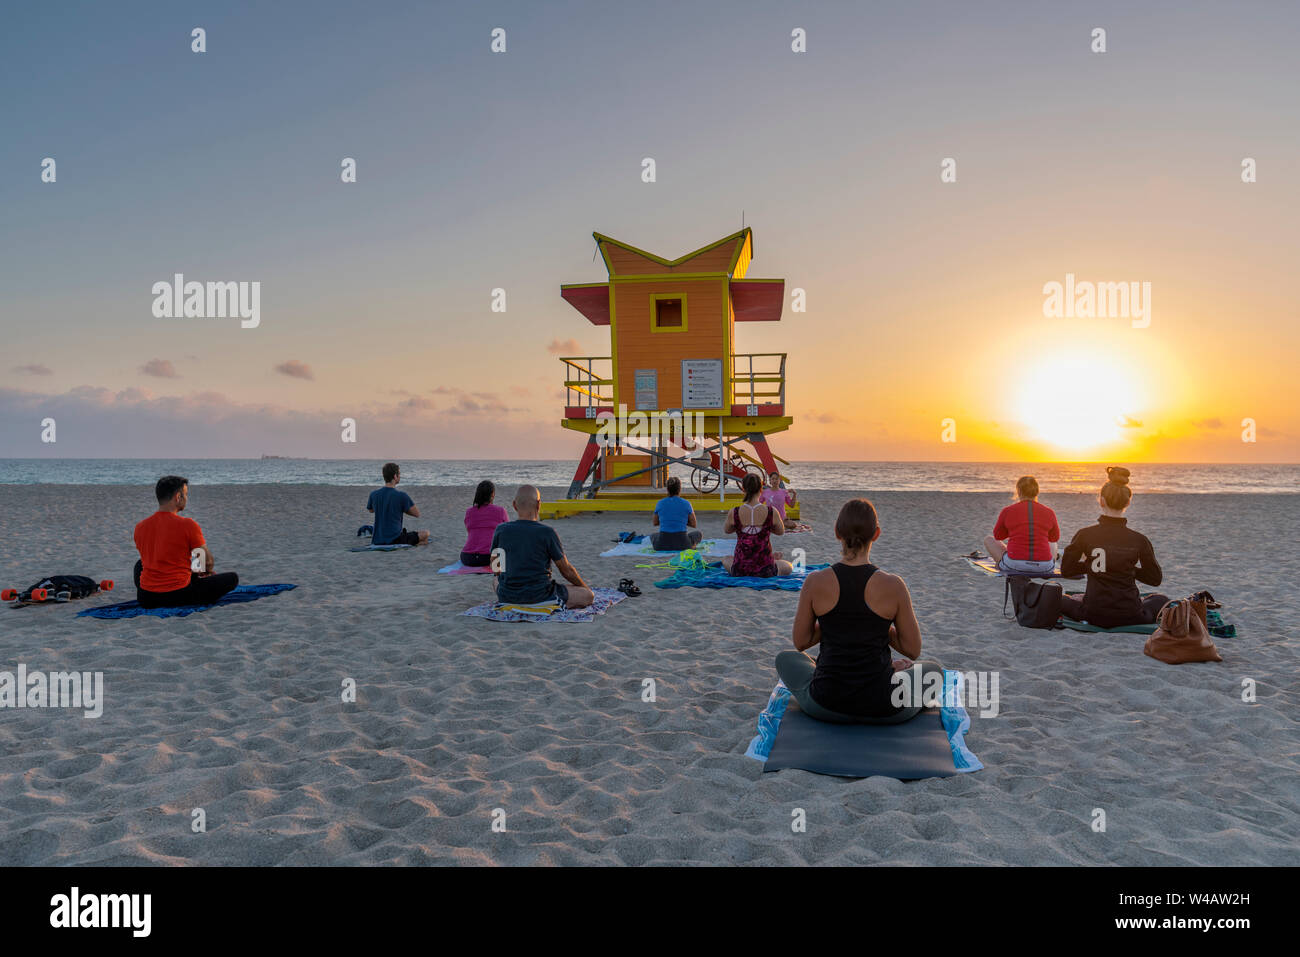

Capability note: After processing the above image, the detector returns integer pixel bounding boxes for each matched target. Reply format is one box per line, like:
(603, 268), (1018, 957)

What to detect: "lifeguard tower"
(542, 227), (798, 520)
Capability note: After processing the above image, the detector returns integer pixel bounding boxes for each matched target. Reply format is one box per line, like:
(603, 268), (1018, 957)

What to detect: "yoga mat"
(1057, 609), (1236, 638)
(600, 538), (734, 558)
(962, 555), (1078, 579)
(77, 584), (297, 620)
(753, 671), (982, 779)
(437, 560), (493, 574)
(654, 563), (828, 591)
(349, 543), (413, 552)
(1058, 619), (1156, 634)
(462, 587), (626, 623)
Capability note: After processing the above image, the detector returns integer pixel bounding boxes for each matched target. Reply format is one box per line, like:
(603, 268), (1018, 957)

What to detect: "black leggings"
(776, 650), (946, 725)
(134, 560), (239, 609)
(1060, 593), (1168, 627)
(651, 529), (703, 550)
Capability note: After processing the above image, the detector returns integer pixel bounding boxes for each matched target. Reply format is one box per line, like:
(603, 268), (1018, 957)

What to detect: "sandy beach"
(0, 483), (1295, 866)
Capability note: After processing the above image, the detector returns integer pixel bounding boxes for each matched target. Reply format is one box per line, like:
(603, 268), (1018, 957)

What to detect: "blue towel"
(654, 563), (828, 591)
(76, 584), (297, 620)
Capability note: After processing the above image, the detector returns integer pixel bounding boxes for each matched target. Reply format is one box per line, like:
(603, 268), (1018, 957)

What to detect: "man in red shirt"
(983, 475), (1059, 574)
(133, 476), (239, 608)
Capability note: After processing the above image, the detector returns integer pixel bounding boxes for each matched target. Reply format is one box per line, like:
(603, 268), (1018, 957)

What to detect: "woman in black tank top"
(776, 499), (945, 724)
(806, 562), (898, 716)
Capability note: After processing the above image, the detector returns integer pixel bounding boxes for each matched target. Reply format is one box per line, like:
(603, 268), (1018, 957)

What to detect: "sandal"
(617, 578), (641, 597)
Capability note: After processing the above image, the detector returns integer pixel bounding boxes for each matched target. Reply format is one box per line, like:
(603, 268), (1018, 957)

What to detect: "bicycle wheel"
(691, 467), (721, 494)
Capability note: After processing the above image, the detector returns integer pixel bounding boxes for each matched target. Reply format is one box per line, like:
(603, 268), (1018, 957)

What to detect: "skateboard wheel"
(100, 579), (115, 591)
(31, 589), (48, 601)
(1, 589), (15, 601)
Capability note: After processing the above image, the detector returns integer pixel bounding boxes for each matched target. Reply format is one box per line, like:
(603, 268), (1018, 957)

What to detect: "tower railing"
(730, 352), (786, 408)
(560, 356), (614, 410)
(561, 353), (786, 413)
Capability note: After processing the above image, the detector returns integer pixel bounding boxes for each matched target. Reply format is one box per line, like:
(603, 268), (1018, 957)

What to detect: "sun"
(1012, 351), (1144, 453)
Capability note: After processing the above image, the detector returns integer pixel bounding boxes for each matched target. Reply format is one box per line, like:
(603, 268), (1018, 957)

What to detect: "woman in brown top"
(1059, 467), (1168, 628)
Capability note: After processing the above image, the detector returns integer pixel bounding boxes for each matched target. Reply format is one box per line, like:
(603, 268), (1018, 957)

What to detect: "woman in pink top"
(461, 480), (509, 567)
(759, 470), (796, 521)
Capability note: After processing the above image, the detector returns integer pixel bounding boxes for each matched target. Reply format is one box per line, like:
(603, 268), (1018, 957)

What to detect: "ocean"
(0, 460), (1294, 493)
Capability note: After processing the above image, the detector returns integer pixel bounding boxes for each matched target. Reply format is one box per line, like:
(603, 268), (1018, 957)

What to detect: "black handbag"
(1004, 577), (1063, 628)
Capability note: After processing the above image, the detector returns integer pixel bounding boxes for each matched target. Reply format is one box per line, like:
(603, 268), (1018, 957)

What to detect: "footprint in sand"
(45, 753), (102, 779)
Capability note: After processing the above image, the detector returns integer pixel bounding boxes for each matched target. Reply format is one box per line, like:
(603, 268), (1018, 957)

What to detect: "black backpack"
(1004, 577), (1064, 629)
(18, 575), (101, 601)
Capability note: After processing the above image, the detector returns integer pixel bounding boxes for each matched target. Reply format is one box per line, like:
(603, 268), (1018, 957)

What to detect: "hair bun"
(1106, 466), (1131, 486)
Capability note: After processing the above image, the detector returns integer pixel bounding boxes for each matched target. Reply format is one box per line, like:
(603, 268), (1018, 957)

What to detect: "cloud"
(448, 394), (513, 416)
(547, 338), (581, 355)
(1119, 415), (1143, 429)
(275, 360), (314, 381)
(0, 383), (545, 457)
(140, 358), (180, 378)
(807, 410), (839, 424)
(397, 395), (437, 412)
(12, 364), (52, 376)
(409, 385), (523, 417)
(1192, 417), (1224, 430)
(509, 385), (531, 397)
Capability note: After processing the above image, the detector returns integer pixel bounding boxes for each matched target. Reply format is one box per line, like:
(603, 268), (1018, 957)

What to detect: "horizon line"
(0, 457), (1294, 466)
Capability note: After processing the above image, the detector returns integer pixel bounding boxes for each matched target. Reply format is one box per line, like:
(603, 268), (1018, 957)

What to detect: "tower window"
(651, 295), (687, 332)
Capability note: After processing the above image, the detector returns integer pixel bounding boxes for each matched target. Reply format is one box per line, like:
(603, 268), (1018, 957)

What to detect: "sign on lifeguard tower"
(544, 227), (798, 519)
(682, 359), (724, 410)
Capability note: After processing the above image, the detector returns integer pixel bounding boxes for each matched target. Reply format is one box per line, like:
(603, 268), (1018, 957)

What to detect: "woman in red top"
(983, 475), (1059, 574)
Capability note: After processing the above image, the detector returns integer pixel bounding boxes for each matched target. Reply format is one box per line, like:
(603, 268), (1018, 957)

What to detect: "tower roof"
(592, 228), (753, 279)
(560, 228), (783, 324)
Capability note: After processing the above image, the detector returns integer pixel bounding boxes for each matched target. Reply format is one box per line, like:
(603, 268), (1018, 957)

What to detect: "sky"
(2, 0), (1297, 463)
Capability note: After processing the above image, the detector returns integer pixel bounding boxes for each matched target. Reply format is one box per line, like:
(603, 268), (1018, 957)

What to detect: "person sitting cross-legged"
(721, 473), (793, 577)
(776, 498), (945, 724)
(133, 475), (240, 609)
(366, 462), (428, 546)
(651, 477), (703, 551)
(491, 485), (594, 609)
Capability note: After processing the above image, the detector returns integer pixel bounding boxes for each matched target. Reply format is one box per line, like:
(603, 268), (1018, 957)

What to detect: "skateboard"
(3, 577), (114, 608)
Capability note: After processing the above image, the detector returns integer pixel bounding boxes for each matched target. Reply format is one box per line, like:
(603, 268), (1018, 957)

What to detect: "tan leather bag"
(1144, 599), (1222, 664)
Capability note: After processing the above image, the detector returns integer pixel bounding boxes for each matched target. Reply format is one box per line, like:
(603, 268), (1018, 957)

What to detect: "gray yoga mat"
(763, 700), (960, 779)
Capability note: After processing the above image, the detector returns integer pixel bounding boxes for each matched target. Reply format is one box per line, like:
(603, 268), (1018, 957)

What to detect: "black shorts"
(496, 580), (568, 608)
(378, 529), (421, 547)
(460, 551), (492, 567)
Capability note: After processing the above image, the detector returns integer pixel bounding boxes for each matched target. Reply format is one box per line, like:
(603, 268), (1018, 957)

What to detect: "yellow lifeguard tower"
(543, 227), (798, 519)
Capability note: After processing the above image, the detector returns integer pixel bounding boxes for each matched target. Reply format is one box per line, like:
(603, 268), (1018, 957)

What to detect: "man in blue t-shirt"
(365, 462), (429, 546)
(491, 485), (594, 608)
(651, 477), (703, 551)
